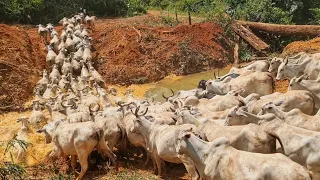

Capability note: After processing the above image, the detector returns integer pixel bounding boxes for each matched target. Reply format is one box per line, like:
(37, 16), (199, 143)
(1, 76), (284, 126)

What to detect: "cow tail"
(267, 131), (285, 155)
(92, 125), (105, 153)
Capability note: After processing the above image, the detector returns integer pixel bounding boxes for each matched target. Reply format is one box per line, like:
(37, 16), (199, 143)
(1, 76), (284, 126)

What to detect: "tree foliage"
(0, 0), (147, 24)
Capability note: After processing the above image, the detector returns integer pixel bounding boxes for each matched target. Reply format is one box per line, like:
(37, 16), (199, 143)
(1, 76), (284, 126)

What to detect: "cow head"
(89, 103), (101, 116)
(258, 101), (285, 118)
(275, 57), (288, 80)
(277, 58), (310, 80)
(268, 57), (282, 73)
(258, 102), (276, 115)
(162, 89), (175, 102)
(176, 128), (193, 154)
(36, 120), (62, 143)
(131, 106), (151, 133)
(173, 106), (200, 125)
(17, 117), (29, 131)
(197, 80), (207, 90)
(225, 106), (248, 126)
(288, 74), (306, 91)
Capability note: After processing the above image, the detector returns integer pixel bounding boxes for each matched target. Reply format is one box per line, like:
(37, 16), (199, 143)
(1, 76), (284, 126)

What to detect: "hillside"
(0, 13), (232, 111)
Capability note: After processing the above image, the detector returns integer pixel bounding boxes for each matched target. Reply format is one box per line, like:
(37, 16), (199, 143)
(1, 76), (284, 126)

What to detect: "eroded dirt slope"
(282, 37), (320, 56)
(92, 15), (232, 85)
(0, 24), (46, 110)
(0, 14), (232, 110)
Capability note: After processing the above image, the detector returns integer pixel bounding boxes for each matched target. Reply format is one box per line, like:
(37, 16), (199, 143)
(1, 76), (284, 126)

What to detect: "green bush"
(310, 8), (320, 24)
(0, 0), (147, 24)
(127, 0), (147, 16)
(228, 0), (292, 24)
(161, 15), (177, 26)
(0, 135), (29, 180)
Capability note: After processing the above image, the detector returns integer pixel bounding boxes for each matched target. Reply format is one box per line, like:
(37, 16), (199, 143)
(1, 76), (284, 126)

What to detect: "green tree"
(178, 0), (200, 25)
(0, 0), (146, 24)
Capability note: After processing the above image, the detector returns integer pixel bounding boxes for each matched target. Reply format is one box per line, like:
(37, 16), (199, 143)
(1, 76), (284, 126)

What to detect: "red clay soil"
(92, 15), (232, 85)
(275, 80), (289, 93)
(0, 24), (46, 110)
(0, 14), (232, 110)
(282, 37), (320, 57)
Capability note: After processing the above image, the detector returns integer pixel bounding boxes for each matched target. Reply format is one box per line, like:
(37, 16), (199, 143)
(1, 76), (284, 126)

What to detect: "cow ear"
(236, 110), (247, 117)
(236, 106), (248, 117)
(53, 120), (62, 128)
(274, 100), (284, 106)
(184, 133), (191, 139)
(296, 74), (304, 82)
(284, 57), (288, 65)
(36, 129), (43, 133)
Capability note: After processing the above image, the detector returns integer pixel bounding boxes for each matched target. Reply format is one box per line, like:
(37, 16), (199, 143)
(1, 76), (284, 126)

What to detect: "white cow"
(269, 52), (307, 73)
(29, 101), (46, 129)
(206, 72), (274, 97)
(176, 131), (311, 180)
(131, 107), (201, 180)
(289, 74), (320, 109)
(174, 108), (281, 154)
(37, 120), (117, 180)
(268, 57), (283, 73)
(13, 117), (30, 162)
(229, 60), (270, 74)
(245, 90), (315, 115)
(259, 102), (320, 132)
(276, 53), (320, 80)
(225, 108), (320, 178)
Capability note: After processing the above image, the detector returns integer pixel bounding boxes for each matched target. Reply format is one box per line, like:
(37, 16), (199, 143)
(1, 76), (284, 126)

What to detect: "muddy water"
(120, 68), (230, 102)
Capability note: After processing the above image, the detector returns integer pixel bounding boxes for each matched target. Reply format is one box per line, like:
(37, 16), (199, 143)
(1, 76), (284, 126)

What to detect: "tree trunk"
(175, 4), (178, 23)
(234, 35), (240, 65)
(232, 22), (269, 52)
(237, 20), (320, 36)
(188, 10), (191, 25)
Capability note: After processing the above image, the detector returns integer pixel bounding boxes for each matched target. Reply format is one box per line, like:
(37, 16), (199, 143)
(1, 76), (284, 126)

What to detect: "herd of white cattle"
(11, 11), (320, 180)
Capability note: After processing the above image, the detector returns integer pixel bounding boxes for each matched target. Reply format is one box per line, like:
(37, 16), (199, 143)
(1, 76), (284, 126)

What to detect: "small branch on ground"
(132, 27), (142, 42)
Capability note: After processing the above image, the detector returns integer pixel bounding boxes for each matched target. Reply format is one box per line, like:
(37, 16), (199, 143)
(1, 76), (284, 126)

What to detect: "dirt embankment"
(92, 15), (232, 85)
(0, 24), (46, 110)
(0, 14), (232, 110)
(282, 37), (320, 56)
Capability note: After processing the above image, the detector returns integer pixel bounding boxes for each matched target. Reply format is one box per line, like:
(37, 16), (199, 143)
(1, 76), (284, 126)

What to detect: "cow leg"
(144, 152), (157, 172)
(98, 139), (117, 168)
(71, 155), (77, 173)
(76, 151), (89, 180)
(179, 155), (200, 180)
(152, 152), (162, 176)
(144, 153), (150, 166)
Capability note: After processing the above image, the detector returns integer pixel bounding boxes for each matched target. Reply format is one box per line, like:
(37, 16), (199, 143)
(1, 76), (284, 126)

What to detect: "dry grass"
(282, 37), (320, 57)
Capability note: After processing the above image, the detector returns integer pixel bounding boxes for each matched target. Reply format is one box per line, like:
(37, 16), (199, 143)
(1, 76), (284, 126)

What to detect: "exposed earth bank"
(0, 14), (232, 110)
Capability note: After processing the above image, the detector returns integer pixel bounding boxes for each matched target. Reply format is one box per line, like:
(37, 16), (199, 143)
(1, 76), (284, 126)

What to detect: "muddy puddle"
(115, 68), (230, 102)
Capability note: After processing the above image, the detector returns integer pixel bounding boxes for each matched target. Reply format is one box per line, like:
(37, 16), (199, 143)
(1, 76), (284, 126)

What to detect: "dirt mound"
(0, 14), (232, 109)
(282, 37), (320, 57)
(93, 16), (232, 85)
(0, 24), (45, 111)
